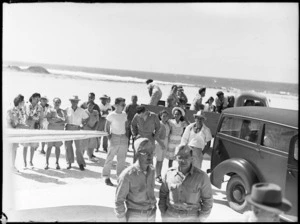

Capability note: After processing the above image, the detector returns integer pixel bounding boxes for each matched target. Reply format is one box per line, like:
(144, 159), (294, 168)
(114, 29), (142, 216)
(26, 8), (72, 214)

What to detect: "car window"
(220, 117), (242, 138)
(262, 124), (298, 152)
(220, 117), (260, 143)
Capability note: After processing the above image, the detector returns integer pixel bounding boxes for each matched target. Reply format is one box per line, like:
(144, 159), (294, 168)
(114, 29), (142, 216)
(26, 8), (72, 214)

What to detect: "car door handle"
(288, 171), (296, 178)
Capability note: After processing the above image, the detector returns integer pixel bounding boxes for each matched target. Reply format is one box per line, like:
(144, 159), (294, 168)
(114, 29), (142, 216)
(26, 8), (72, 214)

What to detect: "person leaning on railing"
(6, 94), (30, 172)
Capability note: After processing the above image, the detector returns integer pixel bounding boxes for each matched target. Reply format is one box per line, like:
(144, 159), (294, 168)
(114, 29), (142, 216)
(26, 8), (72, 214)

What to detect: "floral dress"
(166, 119), (188, 160)
(25, 102), (43, 129)
(7, 106), (28, 129)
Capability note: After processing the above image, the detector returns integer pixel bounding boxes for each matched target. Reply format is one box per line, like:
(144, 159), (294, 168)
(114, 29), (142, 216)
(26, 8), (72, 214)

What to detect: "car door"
(285, 135), (298, 218)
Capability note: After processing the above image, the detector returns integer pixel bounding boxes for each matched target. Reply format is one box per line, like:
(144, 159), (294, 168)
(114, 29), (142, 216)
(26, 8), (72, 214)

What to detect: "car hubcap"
(233, 185), (245, 203)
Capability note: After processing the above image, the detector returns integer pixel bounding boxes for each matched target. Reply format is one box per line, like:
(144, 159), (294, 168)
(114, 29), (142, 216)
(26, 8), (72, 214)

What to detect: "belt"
(127, 207), (156, 215)
(67, 124), (80, 127)
(167, 206), (199, 217)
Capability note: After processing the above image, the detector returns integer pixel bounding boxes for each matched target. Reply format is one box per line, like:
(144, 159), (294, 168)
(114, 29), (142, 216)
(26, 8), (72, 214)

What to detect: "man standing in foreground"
(102, 97), (128, 186)
(115, 138), (157, 222)
(180, 110), (212, 170)
(159, 144), (213, 222)
(65, 95), (89, 170)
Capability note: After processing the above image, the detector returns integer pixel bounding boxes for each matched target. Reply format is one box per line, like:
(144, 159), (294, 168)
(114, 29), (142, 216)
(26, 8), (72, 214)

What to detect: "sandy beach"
(2, 69), (298, 222)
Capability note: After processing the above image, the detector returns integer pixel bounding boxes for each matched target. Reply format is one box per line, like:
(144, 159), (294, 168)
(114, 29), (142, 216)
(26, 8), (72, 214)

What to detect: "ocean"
(2, 61), (298, 112)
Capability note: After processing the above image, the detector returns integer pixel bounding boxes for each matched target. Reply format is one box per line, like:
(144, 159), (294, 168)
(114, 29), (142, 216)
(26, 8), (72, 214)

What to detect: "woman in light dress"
(166, 107), (189, 168)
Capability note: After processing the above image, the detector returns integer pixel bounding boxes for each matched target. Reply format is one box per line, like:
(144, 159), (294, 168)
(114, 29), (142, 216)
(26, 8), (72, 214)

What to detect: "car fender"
(210, 158), (259, 189)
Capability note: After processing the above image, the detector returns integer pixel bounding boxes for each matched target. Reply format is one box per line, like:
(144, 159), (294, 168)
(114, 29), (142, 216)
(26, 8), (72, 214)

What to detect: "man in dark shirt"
(125, 95), (139, 151)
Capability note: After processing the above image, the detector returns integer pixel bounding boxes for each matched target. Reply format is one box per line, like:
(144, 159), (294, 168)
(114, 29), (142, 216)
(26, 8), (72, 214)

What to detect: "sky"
(3, 3), (298, 83)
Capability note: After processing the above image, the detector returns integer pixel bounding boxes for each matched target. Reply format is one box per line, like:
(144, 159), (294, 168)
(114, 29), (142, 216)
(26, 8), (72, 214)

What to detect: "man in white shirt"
(102, 97), (128, 186)
(98, 94), (112, 152)
(146, 79), (162, 106)
(65, 95), (89, 170)
(180, 110), (212, 170)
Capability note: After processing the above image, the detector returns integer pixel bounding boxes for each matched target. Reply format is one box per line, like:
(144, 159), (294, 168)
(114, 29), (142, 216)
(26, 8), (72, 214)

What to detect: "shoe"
(29, 162), (34, 168)
(156, 176), (163, 183)
(66, 164), (72, 169)
(40, 150), (46, 154)
(79, 164), (85, 171)
(95, 149), (99, 152)
(56, 163), (60, 170)
(103, 148), (108, 153)
(88, 157), (97, 162)
(91, 154), (97, 158)
(44, 164), (49, 170)
(105, 178), (114, 186)
(12, 166), (19, 173)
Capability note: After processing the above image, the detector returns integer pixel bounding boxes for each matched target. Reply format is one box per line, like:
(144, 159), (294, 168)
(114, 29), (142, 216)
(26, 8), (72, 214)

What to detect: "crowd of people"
(6, 79), (292, 222)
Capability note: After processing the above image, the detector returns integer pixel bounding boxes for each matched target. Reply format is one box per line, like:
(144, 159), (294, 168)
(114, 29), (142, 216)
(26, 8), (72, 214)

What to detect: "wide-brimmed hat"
(172, 107), (185, 117)
(53, 97), (61, 103)
(99, 94), (109, 99)
(245, 183), (292, 214)
(69, 95), (81, 101)
(40, 96), (49, 102)
(193, 110), (207, 120)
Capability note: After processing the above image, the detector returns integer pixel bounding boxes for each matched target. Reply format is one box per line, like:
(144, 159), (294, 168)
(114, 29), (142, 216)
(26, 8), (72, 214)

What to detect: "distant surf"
(3, 61), (298, 97)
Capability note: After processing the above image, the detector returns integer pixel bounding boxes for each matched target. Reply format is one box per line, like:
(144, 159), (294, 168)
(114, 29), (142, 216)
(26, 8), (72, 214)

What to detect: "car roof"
(223, 107), (298, 129)
(235, 91), (268, 100)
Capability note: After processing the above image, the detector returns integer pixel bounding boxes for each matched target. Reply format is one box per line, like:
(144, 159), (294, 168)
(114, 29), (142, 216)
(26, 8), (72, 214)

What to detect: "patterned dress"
(166, 119), (188, 160)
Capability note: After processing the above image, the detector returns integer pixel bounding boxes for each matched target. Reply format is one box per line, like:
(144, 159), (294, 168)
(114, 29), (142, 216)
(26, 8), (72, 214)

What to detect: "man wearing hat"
(146, 79), (162, 106)
(190, 87), (206, 111)
(98, 94), (112, 153)
(39, 96), (51, 154)
(115, 137), (157, 222)
(177, 86), (188, 108)
(180, 110), (212, 170)
(45, 97), (66, 170)
(158, 144), (213, 222)
(131, 105), (161, 162)
(215, 91), (229, 113)
(244, 183), (292, 222)
(64, 95), (89, 170)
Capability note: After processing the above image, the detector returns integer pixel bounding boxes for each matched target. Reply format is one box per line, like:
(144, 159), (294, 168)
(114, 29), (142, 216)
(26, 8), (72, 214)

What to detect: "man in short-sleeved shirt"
(65, 95), (89, 170)
(102, 97), (128, 186)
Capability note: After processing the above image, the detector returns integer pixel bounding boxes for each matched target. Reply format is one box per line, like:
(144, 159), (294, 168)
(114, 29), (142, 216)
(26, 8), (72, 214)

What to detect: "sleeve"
(106, 113), (112, 123)
(199, 173), (213, 221)
(158, 173), (169, 215)
(131, 114), (139, 138)
(115, 173), (130, 218)
(204, 127), (213, 143)
(82, 109), (89, 120)
(180, 124), (190, 145)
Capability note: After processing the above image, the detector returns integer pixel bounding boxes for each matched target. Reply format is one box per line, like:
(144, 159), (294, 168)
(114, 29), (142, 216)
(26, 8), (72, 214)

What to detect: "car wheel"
(226, 175), (251, 213)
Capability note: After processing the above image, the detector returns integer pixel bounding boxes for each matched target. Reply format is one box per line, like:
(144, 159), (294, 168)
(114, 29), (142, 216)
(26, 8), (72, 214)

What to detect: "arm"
(152, 115), (161, 140)
(148, 85), (153, 97)
(105, 120), (112, 139)
(131, 114), (139, 139)
(199, 174), (213, 221)
(180, 124), (191, 145)
(155, 125), (166, 150)
(115, 173), (130, 222)
(158, 173), (169, 218)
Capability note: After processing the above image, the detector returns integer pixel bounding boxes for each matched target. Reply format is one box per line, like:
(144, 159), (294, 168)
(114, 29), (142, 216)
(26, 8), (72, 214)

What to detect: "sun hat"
(53, 97), (61, 103)
(146, 79), (153, 84)
(134, 137), (150, 152)
(193, 110), (207, 120)
(216, 91), (224, 97)
(245, 183), (292, 214)
(205, 96), (214, 104)
(99, 94), (109, 99)
(172, 106), (185, 117)
(69, 95), (81, 101)
(41, 96), (49, 102)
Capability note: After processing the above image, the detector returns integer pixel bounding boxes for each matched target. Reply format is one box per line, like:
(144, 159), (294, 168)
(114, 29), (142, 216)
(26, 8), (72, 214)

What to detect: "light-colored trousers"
(64, 125), (86, 167)
(149, 90), (162, 106)
(190, 146), (203, 170)
(102, 134), (128, 178)
(126, 209), (156, 222)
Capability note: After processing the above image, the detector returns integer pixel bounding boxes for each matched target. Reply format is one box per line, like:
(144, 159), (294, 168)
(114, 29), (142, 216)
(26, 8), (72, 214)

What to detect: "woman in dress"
(166, 107), (189, 168)
(204, 96), (216, 112)
(154, 110), (171, 183)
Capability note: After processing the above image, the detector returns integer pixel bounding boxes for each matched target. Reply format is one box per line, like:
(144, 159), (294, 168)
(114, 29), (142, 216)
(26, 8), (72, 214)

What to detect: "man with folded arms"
(102, 97), (128, 186)
(115, 138), (157, 222)
(159, 144), (213, 222)
(65, 95), (89, 170)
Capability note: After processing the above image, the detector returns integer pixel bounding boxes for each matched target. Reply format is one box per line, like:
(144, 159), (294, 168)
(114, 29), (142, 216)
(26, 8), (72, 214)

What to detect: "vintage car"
(234, 91), (270, 107)
(209, 107), (298, 221)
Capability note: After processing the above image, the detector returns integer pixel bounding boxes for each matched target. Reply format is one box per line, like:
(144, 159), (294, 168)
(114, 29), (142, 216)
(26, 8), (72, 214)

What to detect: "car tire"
(226, 175), (251, 213)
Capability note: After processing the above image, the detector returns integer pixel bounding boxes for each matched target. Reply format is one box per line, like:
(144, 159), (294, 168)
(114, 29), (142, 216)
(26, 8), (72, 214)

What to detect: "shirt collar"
(133, 161), (154, 174)
(176, 165), (194, 177)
